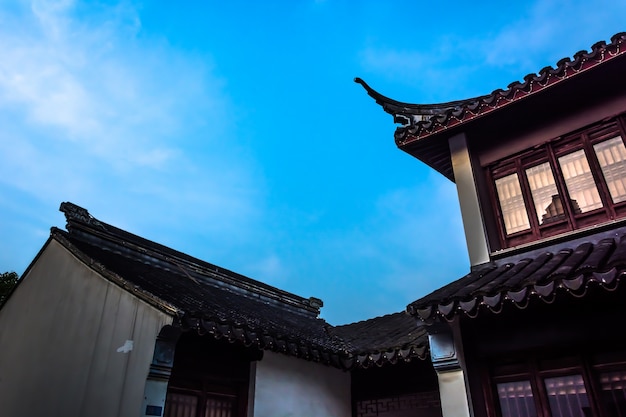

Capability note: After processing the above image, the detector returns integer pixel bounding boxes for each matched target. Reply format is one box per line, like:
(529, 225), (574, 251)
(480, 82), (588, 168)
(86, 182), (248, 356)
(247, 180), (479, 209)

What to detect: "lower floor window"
(543, 375), (591, 417)
(598, 370), (626, 417)
(492, 354), (626, 417)
(164, 390), (236, 417)
(496, 381), (537, 417)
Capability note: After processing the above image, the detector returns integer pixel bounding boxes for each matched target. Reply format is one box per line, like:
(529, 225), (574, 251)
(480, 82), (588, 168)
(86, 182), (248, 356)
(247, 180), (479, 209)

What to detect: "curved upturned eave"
(355, 33), (626, 183)
(354, 77), (489, 120)
(357, 33), (626, 146)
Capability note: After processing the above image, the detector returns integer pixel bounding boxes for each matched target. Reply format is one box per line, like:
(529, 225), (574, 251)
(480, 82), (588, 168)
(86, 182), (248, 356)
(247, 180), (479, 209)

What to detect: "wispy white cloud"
(0, 0), (212, 167)
(0, 1), (262, 272)
(247, 254), (290, 287)
(478, 0), (626, 70)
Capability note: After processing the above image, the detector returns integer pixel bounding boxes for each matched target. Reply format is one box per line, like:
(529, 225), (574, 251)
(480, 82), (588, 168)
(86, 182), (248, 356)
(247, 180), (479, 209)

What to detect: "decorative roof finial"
(59, 202), (104, 229)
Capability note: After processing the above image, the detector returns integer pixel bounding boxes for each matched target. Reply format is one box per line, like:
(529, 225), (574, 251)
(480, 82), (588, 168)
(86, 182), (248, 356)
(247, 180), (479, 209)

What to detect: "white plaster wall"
(0, 240), (173, 417)
(437, 370), (472, 417)
(253, 350), (351, 417)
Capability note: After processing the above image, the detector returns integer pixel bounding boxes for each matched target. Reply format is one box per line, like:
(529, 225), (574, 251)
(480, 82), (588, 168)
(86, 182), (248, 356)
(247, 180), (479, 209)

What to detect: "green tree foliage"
(0, 271), (18, 306)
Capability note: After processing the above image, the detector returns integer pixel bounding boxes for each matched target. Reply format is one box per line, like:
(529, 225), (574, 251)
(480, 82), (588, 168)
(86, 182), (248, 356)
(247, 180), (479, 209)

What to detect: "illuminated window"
(594, 137), (626, 204)
(491, 356), (626, 417)
(496, 381), (537, 417)
(558, 150), (602, 213)
(489, 118), (626, 249)
(526, 162), (561, 225)
(599, 370), (626, 417)
(544, 375), (590, 417)
(495, 173), (530, 234)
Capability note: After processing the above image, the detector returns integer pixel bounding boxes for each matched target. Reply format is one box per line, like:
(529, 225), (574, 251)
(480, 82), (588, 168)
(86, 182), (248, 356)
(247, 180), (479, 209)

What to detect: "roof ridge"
(59, 202), (324, 317)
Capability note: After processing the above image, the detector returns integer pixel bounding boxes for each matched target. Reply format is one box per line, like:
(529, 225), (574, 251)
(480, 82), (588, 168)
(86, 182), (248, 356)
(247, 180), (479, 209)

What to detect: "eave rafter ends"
(175, 314), (428, 370)
(353, 344), (428, 369)
(407, 234), (626, 324)
(356, 32), (626, 147)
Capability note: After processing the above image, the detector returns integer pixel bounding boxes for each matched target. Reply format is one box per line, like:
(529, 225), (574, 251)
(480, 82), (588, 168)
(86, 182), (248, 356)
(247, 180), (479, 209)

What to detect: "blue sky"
(1, 0), (624, 325)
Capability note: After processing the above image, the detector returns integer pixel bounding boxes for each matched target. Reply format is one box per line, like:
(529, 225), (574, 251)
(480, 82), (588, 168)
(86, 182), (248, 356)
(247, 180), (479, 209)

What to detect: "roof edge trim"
(354, 77), (490, 120)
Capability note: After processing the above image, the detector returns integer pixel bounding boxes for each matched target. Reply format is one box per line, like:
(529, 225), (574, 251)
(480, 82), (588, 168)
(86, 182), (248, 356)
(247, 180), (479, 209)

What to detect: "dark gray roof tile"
(54, 202), (428, 369)
(407, 232), (626, 323)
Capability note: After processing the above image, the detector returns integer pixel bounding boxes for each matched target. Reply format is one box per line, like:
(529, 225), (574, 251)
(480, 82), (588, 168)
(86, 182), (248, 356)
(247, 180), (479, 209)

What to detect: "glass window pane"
(496, 381), (537, 417)
(495, 173), (530, 234)
(165, 392), (198, 417)
(526, 163), (563, 225)
(599, 370), (626, 417)
(594, 136), (626, 204)
(544, 374), (591, 417)
(558, 150), (603, 213)
(204, 395), (235, 417)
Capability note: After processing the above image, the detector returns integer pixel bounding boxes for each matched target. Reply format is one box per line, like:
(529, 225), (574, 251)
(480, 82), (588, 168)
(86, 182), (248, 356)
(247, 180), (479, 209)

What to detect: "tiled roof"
(333, 313), (428, 368)
(357, 32), (626, 181)
(407, 232), (626, 323)
(54, 202), (427, 369)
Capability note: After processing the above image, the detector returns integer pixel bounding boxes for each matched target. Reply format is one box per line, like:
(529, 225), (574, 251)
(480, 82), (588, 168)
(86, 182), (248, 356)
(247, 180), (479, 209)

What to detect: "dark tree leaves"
(0, 271), (18, 306)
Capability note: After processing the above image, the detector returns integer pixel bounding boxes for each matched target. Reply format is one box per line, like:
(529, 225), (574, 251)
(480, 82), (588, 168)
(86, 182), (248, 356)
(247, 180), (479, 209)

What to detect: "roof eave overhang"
(407, 231), (626, 324)
(357, 33), (626, 183)
(51, 228), (183, 317)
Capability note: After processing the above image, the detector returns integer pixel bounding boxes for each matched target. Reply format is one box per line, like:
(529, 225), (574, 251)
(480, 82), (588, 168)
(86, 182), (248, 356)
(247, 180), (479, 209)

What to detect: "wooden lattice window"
(489, 117), (626, 249)
(164, 388), (237, 417)
(490, 354), (626, 417)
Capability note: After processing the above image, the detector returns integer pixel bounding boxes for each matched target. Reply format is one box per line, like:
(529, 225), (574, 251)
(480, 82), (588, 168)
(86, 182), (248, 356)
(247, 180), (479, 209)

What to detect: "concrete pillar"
(449, 133), (490, 266)
(428, 323), (473, 417)
(140, 326), (180, 417)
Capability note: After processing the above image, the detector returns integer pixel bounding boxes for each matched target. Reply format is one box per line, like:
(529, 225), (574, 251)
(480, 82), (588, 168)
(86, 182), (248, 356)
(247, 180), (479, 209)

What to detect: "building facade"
(0, 202), (434, 417)
(359, 32), (626, 417)
(3, 31), (626, 417)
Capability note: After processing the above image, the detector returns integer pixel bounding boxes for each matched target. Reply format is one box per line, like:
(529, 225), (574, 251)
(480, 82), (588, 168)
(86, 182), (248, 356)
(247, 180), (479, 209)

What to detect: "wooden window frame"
(488, 116), (626, 249)
(487, 353), (626, 417)
(164, 384), (240, 417)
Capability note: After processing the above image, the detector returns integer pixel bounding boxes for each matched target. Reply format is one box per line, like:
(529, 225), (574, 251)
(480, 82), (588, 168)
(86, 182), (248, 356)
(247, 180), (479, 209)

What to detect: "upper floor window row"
(489, 116), (626, 249)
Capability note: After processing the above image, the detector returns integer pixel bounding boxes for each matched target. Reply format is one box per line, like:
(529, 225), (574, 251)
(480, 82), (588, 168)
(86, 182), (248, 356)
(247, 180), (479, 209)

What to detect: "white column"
(428, 323), (474, 417)
(140, 328), (179, 417)
(449, 132), (490, 266)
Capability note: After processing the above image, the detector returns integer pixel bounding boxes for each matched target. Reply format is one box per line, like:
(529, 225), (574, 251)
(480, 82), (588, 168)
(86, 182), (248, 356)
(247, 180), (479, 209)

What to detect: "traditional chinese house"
(0, 202), (438, 417)
(357, 32), (626, 417)
(3, 32), (626, 417)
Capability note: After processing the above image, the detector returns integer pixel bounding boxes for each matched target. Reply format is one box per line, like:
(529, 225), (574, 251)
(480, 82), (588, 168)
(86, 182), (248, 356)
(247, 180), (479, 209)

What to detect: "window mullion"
(547, 144), (577, 230)
(582, 134), (616, 219)
(617, 115), (626, 142)
(486, 168), (510, 250)
(580, 355), (607, 417)
(200, 381), (208, 417)
(516, 159), (541, 240)
(528, 359), (551, 417)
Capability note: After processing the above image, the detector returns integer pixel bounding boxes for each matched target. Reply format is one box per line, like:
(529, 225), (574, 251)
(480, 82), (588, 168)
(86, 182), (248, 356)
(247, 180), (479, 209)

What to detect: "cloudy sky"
(1, 0), (624, 324)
